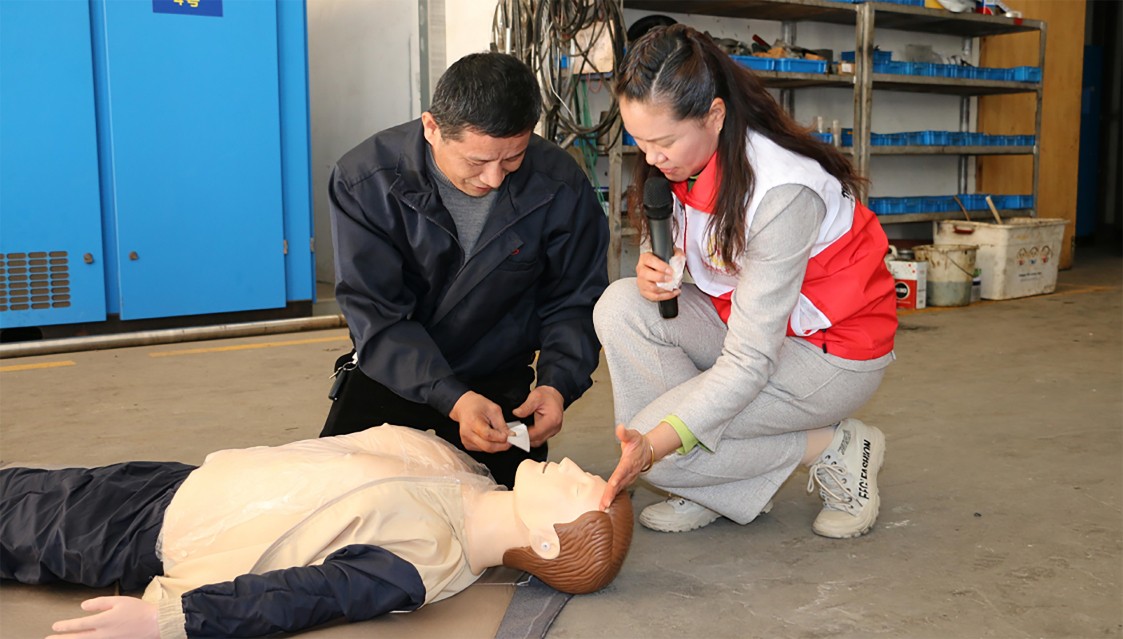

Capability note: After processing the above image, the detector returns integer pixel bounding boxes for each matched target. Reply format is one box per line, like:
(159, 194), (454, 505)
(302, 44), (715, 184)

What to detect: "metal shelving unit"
(606, 0), (1045, 264)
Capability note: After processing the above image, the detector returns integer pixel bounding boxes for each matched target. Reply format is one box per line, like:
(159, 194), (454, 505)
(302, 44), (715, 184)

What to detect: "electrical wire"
(492, 0), (625, 149)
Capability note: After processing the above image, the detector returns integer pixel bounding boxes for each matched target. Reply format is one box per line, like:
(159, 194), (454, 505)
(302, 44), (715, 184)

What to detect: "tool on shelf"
(953, 194), (971, 221)
(985, 195), (1004, 225)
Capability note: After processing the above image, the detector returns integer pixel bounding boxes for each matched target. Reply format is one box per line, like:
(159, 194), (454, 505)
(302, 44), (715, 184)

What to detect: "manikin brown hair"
(502, 490), (634, 594)
(617, 25), (864, 270)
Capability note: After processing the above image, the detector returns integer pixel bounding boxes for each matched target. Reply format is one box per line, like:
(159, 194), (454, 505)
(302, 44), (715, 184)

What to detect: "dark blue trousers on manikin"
(0, 461), (194, 592)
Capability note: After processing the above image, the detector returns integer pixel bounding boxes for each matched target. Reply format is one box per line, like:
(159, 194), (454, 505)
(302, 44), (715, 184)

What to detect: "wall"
(446, 0), (494, 62)
(307, 0), (421, 285)
(977, 0), (1087, 268)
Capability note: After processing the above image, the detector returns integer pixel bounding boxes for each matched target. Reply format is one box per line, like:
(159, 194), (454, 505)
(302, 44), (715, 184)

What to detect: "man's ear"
(421, 112), (440, 145)
(529, 528), (561, 560)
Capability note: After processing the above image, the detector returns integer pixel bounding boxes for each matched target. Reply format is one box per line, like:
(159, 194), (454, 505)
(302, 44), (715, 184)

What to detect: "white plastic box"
(933, 217), (1068, 300)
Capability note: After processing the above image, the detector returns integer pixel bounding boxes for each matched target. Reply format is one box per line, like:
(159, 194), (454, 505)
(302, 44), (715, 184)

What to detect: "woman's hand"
(635, 250), (684, 303)
(600, 423), (651, 510)
(47, 596), (158, 639)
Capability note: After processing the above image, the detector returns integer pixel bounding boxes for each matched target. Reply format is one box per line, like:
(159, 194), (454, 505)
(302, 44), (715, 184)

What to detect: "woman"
(595, 25), (897, 539)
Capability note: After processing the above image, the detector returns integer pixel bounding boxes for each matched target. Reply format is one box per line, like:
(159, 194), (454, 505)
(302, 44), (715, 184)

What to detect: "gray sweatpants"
(594, 279), (892, 524)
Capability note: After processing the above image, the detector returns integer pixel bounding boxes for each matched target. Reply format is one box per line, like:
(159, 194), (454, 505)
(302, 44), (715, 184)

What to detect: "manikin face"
(513, 458), (607, 559)
(421, 112), (532, 197)
(619, 97), (725, 183)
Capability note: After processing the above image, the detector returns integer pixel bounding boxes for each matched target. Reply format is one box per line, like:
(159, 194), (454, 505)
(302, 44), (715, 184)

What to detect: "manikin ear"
(529, 527), (562, 560)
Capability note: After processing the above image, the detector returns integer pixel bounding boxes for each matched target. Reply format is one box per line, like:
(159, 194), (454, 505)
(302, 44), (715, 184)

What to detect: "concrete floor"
(2, 249), (1120, 638)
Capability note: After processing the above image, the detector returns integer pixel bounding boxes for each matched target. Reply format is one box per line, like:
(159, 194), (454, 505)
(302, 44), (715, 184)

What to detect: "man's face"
(421, 112), (532, 197)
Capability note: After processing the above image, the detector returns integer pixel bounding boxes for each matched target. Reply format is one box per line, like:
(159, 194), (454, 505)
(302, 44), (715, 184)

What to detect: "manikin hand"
(46, 596), (158, 639)
(451, 390), (511, 453)
(600, 423), (650, 510)
(512, 385), (564, 448)
(635, 249), (684, 303)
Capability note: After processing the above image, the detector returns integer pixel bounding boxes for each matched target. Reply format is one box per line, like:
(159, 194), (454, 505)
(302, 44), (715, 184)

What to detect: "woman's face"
(620, 97), (725, 183)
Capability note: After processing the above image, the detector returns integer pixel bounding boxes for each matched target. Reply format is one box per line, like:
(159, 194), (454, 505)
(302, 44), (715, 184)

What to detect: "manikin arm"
(48, 545), (426, 639)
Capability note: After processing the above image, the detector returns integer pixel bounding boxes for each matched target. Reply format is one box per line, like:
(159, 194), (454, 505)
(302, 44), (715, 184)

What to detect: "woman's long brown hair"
(617, 25), (864, 269)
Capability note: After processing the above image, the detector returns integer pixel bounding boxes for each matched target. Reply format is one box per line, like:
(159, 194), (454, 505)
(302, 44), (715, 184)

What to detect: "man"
(322, 52), (609, 487)
(1, 426), (633, 639)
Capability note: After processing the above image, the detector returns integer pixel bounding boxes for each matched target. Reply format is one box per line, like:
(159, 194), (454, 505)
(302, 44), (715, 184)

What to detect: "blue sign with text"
(152, 0), (223, 18)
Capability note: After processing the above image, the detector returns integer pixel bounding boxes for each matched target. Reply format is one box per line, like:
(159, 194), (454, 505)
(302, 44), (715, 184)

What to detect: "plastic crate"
(873, 61), (909, 75)
(1010, 66), (1042, 83)
(776, 58), (827, 74)
(934, 217), (1066, 299)
(731, 55), (774, 72)
(957, 194), (987, 211)
(811, 132), (833, 144)
(841, 50), (892, 63)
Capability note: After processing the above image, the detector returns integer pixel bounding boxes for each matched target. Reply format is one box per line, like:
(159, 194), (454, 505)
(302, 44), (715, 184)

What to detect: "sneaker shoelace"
(806, 461), (856, 512)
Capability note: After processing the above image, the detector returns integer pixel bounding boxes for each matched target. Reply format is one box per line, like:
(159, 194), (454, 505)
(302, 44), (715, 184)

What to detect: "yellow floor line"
(149, 335), (349, 358)
(0, 360), (77, 373)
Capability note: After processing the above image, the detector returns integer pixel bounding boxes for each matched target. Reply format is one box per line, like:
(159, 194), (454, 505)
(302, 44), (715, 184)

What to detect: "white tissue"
(655, 254), (687, 292)
(506, 421), (530, 452)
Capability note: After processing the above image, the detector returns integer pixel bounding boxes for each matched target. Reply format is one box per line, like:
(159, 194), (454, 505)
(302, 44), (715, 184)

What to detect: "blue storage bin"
(841, 128), (854, 147)
(990, 195), (1013, 210)
(958, 194), (985, 211)
(873, 61), (906, 75)
(811, 132), (833, 143)
(1010, 66), (1042, 83)
(914, 130), (951, 146)
(776, 58), (828, 74)
(841, 50), (892, 63)
(731, 55), (774, 72)
(913, 63), (938, 77)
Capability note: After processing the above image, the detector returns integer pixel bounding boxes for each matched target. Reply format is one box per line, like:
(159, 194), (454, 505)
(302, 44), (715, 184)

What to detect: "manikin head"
(422, 52), (542, 197)
(502, 458), (634, 595)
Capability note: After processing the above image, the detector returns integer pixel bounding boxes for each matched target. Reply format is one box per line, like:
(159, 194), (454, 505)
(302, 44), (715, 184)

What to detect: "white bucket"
(913, 244), (977, 307)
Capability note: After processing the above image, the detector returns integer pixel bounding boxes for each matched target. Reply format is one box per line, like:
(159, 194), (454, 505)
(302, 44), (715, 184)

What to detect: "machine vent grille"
(0, 251), (72, 312)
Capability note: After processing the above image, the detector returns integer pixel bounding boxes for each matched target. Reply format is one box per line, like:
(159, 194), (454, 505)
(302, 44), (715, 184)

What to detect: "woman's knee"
(593, 278), (648, 336)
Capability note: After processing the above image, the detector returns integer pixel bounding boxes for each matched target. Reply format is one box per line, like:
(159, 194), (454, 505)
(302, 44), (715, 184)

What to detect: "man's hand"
(450, 391), (511, 453)
(47, 596), (158, 639)
(512, 385), (565, 448)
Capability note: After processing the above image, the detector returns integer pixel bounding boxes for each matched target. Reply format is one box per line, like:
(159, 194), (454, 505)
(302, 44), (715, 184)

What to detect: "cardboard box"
(886, 258), (928, 309)
(934, 217), (1067, 300)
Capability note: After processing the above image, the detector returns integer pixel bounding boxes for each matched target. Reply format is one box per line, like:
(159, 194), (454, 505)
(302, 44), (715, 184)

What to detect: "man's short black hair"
(429, 53), (542, 140)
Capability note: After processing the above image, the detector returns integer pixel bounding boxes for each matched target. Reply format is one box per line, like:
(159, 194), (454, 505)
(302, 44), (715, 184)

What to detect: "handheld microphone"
(643, 175), (678, 319)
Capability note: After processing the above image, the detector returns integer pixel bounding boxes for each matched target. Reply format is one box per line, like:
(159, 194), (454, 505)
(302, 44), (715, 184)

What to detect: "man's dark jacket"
(329, 120), (609, 416)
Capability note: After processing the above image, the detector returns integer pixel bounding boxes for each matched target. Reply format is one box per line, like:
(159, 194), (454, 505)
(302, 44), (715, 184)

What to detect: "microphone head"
(643, 175), (673, 220)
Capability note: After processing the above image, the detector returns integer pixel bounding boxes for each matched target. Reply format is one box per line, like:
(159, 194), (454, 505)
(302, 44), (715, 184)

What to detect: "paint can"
(913, 244), (977, 307)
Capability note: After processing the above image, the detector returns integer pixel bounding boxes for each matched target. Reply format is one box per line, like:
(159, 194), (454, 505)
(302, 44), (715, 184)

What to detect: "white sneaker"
(639, 497), (721, 533)
(638, 497), (773, 533)
(806, 418), (886, 539)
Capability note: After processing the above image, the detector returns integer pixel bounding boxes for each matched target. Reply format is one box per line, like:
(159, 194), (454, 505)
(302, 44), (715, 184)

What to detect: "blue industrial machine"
(0, 0), (313, 329)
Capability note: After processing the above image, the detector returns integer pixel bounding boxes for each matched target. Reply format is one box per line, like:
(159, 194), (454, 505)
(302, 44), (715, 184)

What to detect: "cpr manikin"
(0, 425), (633, 639)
